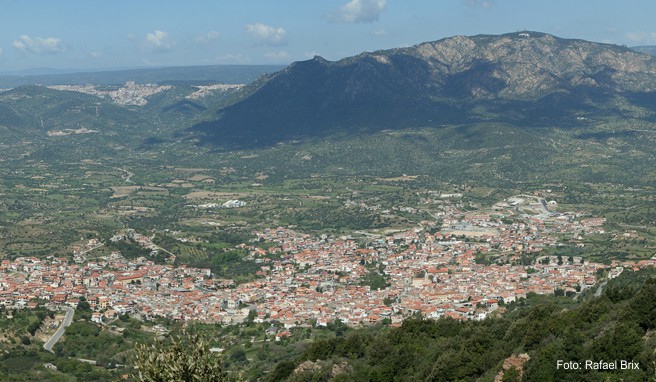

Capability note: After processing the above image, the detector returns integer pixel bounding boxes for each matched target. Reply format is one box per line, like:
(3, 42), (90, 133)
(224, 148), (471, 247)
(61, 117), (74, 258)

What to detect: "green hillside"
(255, 269), (656, 382)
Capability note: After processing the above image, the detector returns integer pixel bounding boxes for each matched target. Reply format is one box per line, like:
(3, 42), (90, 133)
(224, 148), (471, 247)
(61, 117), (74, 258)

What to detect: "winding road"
(115, 167), (135, 183)
(594, 281), (608, 298)
(43, 306), (75, 352)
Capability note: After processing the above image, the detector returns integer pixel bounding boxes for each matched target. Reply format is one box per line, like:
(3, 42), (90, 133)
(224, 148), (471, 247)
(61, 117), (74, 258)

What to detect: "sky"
(1, 0), (655, 73)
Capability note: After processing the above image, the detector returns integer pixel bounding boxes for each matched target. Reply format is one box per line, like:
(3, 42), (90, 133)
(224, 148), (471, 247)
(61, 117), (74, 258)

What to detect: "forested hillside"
(262, 269), (656, 382)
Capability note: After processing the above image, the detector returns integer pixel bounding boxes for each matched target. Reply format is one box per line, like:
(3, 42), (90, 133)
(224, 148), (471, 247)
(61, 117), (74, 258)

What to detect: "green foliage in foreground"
(260, 269), (656, 382)
(0, 307), (53, 338)
(132, 333), (227, 382)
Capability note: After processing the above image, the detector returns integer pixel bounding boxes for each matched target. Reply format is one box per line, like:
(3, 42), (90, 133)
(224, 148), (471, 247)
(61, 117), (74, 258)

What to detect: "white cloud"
(89, 51), (102, 59)
(465, 0), (494, 9)
(144, 30), (175, 51)
(625, 31), (656, 44)
(329, 0), (386, 23)
(263, 50), (291, 62)
(371, 28), (388, 37)
(0, 47), (3, 57)
(245, 23), (287, 46)
(13, 35), (65, 54)
(195, 30), (221, 44)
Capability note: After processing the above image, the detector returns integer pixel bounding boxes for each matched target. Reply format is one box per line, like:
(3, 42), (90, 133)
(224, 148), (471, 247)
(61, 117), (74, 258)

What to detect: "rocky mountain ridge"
(193, 32), (656, 147)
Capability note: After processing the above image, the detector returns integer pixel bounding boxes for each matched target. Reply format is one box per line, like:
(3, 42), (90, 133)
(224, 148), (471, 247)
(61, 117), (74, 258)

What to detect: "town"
(1, 194), (648, 335)
(48, 81), (244, 106)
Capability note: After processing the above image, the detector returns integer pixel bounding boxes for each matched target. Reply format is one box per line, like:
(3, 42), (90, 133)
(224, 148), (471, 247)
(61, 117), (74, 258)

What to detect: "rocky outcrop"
(293, 360), (352, 380)
(494, 353), (530, 382)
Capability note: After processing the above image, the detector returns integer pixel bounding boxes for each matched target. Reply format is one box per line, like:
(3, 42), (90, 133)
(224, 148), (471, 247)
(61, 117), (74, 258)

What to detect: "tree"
(77, 296), (91, 312)
(245, 309), (257, 325)
(628, 278), (656, 330)
(132, 333), (226, 382)
(230, 348), (247, 363)
(268, 360), (296, 381)
(502, 366), (521, 382)
(20, 335), (31, 345)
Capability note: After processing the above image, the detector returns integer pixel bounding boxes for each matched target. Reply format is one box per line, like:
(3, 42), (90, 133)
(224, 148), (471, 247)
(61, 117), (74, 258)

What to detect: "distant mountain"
(193, 32), (656, 148)
(0, 65), (284, 88)
(0, 85), (148, 132)
(0, 67), (94, 76)
(632, 45), (656, 56)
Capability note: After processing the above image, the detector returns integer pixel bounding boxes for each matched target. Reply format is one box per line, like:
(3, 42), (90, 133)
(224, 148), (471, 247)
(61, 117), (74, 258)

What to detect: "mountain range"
(0, 32), (654, 186)
(193, 31), (656, 147)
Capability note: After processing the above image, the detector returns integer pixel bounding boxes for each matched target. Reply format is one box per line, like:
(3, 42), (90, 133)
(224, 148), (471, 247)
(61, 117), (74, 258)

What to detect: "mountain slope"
(193, 32), (656, 147)
(0, 85), (147, 132)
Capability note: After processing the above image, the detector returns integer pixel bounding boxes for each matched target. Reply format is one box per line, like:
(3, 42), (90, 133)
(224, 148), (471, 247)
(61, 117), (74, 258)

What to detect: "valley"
(0, 32), (655, 381)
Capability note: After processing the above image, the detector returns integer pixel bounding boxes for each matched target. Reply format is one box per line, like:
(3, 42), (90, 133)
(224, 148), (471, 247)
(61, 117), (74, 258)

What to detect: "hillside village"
(48, 81), (244, 106)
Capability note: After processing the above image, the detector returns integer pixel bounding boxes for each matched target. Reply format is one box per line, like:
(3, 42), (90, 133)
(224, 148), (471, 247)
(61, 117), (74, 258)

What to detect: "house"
(91, 312), (104, 324)
(275, 330), (292, 341)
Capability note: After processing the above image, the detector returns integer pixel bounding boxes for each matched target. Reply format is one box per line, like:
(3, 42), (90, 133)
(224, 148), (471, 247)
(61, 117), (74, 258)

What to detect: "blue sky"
(1, 0), (655, 72)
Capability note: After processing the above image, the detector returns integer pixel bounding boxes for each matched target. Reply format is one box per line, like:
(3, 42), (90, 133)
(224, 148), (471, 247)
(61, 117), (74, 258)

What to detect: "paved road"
(574, 280), (607, 301)
(43, 306), (74, 352)
(594, 281), (608, 298)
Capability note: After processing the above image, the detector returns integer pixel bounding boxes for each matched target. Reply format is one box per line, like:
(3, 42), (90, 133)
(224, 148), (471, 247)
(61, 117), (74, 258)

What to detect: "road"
(353, 230), (383, 238)
(594, 281), (608, 298)
(43, 306), (75, 352)
(574, 280), (607, 301)
(116, 167), (134, 183)
(78, 242), (105, 256)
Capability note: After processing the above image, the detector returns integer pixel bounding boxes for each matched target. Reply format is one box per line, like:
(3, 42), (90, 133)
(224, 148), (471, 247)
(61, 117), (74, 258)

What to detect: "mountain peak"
(193, 32), (656, 148)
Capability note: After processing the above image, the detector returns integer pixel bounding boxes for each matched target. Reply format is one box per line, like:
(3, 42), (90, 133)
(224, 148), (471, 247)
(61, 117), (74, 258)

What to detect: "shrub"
(132, 333), (226, 382)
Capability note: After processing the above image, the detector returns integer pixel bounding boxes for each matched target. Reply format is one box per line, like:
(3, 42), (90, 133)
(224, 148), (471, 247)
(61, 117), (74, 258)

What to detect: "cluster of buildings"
(186, 84), (244, 100)
(186, 199), (246, 209)
(0, 197), (651, 330)
(48, 81), (245, 106)
(48, 81), (172, 106)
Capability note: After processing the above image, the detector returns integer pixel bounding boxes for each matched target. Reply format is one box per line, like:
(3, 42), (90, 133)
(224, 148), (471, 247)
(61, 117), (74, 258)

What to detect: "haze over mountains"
(0, 32), (654, 186)
(2, 27), (656, 381)
(0, 65), (284, 88)
(193, 31), (656, 147)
